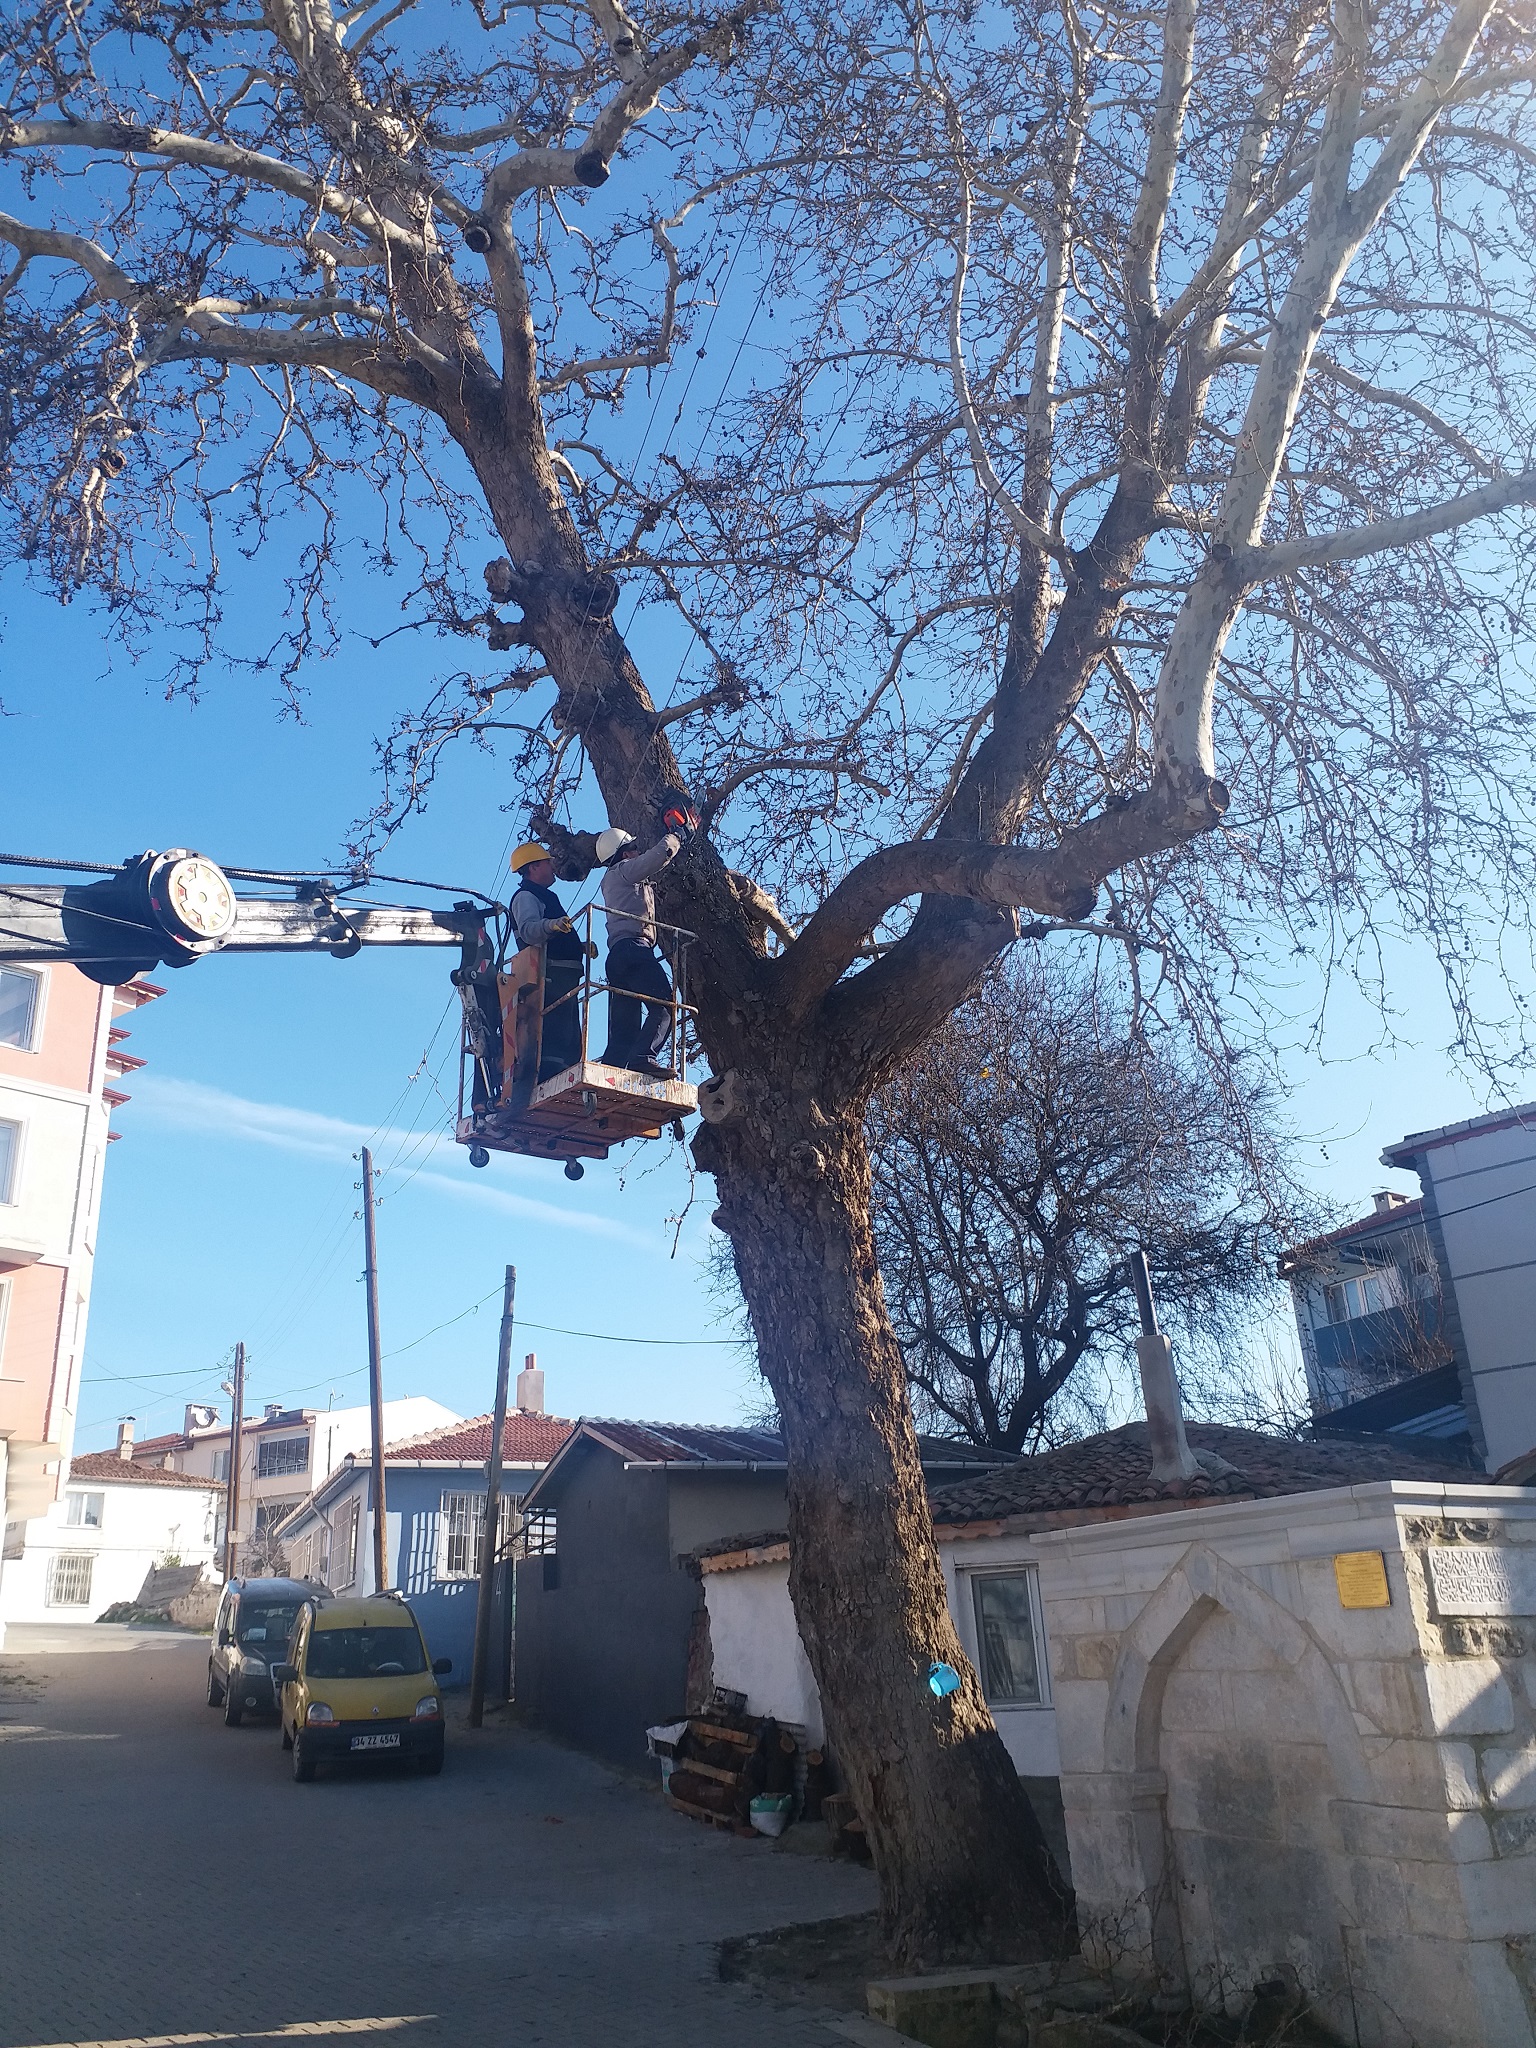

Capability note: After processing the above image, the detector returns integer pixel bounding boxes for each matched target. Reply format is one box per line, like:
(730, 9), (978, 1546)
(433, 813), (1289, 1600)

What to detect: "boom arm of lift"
(0, 849), (486, 984)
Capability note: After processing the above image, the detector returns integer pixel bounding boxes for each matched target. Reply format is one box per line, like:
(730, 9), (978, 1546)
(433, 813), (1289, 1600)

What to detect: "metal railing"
(458, 900), (697, 1122)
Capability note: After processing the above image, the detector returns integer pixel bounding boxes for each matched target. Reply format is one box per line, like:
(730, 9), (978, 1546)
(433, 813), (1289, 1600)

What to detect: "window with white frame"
(968, 1569), (1048, 1706)
(64, 1492), (104, 1528)
(0, 967), (42, 1052)
(438, 1491), (514, 1579)
(0, 1276), (10, 1370)
(256, 1435), (309, 1479)
(0, 1119), (20, 1206)
(47, 1552), (95, 1606)
(211, 1449), (230, 1483)
(254, 1498), (301, 1532)
(333, 1497), (360, 1588)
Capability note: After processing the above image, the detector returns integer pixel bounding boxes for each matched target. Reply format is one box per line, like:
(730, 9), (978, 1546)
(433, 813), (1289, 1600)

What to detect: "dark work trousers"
(540, 956), (584, 1077)
(601, 937), (673, 1068)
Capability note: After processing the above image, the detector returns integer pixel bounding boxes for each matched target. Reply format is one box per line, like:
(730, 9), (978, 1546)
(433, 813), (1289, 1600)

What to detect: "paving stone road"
(0, 1625), (878, 2048)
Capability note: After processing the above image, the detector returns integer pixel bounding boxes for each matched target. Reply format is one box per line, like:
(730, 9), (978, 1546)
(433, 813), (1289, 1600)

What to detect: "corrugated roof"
(929, 1421), (1491, 1526)
(572, 1420), (1011, 1469)
(380, 1411), (574, 1464)
(67, 1450), (222, 1490)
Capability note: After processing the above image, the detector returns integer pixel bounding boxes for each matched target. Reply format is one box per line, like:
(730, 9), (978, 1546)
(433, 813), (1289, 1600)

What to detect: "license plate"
(349, 1732), (400, 1751)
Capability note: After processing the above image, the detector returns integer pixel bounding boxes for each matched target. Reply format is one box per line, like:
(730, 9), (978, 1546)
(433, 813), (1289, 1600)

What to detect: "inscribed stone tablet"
(1335, 1551), (1391, 1609)
(1427, 1545), (1536, 1617)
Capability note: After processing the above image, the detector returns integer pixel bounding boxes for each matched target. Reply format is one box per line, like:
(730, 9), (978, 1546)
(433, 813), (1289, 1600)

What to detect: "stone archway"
(1102, 1544), (1370, 2024)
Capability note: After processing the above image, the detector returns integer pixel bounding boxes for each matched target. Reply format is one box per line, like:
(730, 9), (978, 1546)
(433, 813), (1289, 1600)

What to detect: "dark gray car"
(207, 1577), (320, 1726)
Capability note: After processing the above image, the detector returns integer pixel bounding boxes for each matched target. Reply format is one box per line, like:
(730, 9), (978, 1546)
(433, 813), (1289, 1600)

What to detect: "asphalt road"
(0, 1625), (877, 2048)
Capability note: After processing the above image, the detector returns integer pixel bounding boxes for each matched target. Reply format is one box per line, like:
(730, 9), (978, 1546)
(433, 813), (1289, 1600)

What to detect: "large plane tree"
(7, 0), (1536, 1963)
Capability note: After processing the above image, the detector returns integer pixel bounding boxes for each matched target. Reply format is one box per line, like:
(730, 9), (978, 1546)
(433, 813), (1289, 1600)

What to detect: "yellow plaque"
(1334, 1550), (1391, 1609)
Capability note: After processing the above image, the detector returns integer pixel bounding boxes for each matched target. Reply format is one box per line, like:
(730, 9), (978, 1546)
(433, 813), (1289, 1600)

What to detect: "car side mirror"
(270, 1662), (298, 1686)
(432, 1658), (452, 1676)
(218, 1629), (233, 1646)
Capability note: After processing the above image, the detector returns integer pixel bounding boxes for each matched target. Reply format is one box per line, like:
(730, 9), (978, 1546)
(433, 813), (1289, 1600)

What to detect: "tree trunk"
(703, 1097), (1074, 1966)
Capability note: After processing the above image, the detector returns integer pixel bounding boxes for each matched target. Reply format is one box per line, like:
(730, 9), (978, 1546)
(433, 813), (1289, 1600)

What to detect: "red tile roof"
(68, 1450), (222, 1490)
(1278, 1199), (1424, 1273)
(382, 1411), (574, 1464)
(929, 1421), (1485, 1526)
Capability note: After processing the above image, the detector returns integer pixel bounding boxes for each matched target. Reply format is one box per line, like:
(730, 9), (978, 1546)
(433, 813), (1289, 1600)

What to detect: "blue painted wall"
(282, 1464), (534, 1690)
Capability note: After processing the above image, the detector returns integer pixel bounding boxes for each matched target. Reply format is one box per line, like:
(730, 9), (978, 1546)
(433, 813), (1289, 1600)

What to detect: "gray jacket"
(600, 834), (681, 946)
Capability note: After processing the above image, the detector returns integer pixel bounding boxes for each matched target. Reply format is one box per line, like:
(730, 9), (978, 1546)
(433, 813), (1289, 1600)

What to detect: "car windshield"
(304, 1626), (427, 1680)
(238, 1605), (299, 1650)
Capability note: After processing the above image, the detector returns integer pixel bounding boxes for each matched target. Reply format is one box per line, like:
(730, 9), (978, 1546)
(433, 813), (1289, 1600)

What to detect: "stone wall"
(1037, 1479), (1536, 2048)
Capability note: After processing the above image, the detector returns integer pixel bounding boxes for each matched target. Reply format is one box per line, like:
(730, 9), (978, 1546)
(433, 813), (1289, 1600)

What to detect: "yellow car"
(272, 1594), (452, 1782)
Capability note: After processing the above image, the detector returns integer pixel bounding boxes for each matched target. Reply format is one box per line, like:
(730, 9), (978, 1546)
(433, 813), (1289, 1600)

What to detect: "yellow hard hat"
(510, 841), (552, 873)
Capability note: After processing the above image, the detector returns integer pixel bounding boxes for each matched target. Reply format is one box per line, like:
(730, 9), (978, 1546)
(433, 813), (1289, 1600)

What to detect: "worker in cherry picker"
(595, 807), (698, 1078)
(509, 842), (585, 1080)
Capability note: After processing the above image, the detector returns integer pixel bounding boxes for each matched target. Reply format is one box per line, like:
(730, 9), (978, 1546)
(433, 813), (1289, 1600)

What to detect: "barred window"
(47, 1553), (95, 1607)
(438, 1492), (515, 1580)
(521, 1509), (557, 1556)
(257, 1435), (309, 1479)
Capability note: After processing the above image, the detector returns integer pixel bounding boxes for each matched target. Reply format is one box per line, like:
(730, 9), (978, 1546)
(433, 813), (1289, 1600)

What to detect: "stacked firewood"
(667, 1712), (799, 1830)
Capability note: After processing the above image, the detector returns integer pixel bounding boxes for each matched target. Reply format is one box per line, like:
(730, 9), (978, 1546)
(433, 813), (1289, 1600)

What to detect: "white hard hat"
(595, 827), (634, 864)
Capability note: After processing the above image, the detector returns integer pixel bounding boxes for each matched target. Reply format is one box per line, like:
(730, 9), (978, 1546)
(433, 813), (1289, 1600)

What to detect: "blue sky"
(6, 556), (1505, 1456)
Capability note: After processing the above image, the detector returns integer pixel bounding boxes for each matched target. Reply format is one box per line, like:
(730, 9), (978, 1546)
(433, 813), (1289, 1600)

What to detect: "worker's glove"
(585, 941), (600, 960)
(663, 805), (700, 838)
(550, 917), (574, 934)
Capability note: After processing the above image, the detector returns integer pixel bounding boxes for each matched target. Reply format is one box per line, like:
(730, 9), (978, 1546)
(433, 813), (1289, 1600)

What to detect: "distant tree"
(869, 952), (1308, 1454)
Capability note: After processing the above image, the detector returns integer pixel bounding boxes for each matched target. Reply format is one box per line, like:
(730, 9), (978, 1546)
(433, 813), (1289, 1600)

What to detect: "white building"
(127, 1395), (461, 1571)
(0, 1443), (221, 1626)
(1383, 1104), (1536, 1473)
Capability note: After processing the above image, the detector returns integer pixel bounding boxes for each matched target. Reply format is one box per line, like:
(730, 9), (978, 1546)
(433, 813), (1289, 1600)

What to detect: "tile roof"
(68, 1450), (223, 1490)
(1278, 1199), (1424, 1272)
(382, 1411), (574, 1464)
(928, 1421), (1489, 1526)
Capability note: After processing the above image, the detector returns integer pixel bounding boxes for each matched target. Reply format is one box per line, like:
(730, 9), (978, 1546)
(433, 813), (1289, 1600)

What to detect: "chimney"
(516, 1352), (545, 1415)
(1372, 1189), (1408, 1216)
(1127, 1253), (1201, 1489)
(264, 1402), (283, 1422)
(116, 1416), (136, 1461)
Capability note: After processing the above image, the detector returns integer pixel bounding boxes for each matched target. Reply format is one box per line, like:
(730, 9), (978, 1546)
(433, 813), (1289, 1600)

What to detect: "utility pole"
(469, 1265), (517, 1728)
(222, 1342), (245, 1582)
(361, 1147), (389, 1593)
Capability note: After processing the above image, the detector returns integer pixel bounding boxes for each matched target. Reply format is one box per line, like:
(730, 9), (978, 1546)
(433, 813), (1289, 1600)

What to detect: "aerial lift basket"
(455, 902), (698, 1174)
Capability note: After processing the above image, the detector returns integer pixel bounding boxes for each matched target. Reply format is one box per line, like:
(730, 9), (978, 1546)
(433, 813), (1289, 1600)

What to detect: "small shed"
(512, 1420), (1014, 1766)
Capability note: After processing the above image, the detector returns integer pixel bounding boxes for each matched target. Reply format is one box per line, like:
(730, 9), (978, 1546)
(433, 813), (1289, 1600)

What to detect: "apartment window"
(47, 1553), (95, 1607)
(1324, 1270), (1398, 1324)
(0, 1119), (20, 1205)
(256, 1435), (309, 1479)
(334, 1497), (360, 1589)
(0, 1276), (10, 1370)
(254, 1498), (301, 1532)
(0, 968), (41, 1051)
(65, 1492), (104, 1529)
(211, 1449), (230, 1483)
(969, 1570), (1047, 1706)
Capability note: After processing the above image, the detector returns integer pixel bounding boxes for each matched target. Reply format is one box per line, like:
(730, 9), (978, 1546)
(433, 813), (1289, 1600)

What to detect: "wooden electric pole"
(469, 1265), (517, 1728)
(361, 1147), (389, 1593)
(223, 1341), (245, 1581)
